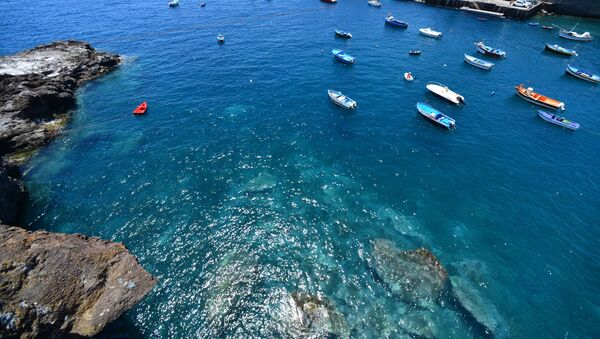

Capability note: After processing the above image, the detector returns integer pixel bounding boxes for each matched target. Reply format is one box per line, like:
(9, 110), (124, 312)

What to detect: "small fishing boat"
(559, 29), (592, 41)
(133, 101), (147, 115)
(409, 50), (421, 56)
(217, 34), (225, 43)
(321, 0), (337, 3)
(404, 72), (414, 81)
(515, 84), (565, 110)
(542, 25), (553, 30)
(331, 49), (355, 64)
(335, 30), (352, 39)
(386, 15), (408, 28)
(200, 2), (206, 7)
(328, 90), (357, 109)
(426, 82), (465, 105)
(464, 54), (494, 70)
(168, 0), (179, 7)
(565, 64), (600, 83)
(537, 110), (579, 130)
(416, 102), (456, 129)
(544, 43), (577, 57)
(368, 0), (382, 7)
(419, 27), (442, 39)
(475, 42), (506, 58)
(528, 22), (539, 26)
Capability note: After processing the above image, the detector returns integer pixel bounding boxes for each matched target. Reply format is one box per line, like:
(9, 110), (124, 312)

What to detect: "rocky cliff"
(0, 225), (156, 337)
(0, 41), (155, 338)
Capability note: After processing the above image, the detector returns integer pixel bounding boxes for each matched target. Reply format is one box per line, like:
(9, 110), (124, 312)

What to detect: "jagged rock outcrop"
(0, 225), (156, 338)
(0, 164), (26, 225)
(370, 239), (449, 307)
(0, 40), (120, 157)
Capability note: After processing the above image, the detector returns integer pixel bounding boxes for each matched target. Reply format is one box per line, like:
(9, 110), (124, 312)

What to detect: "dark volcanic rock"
(0, 225), (156, 337)
(0, 40), (121, 157)
(0, 165), (26, 225)
(371, 239), (449, 307)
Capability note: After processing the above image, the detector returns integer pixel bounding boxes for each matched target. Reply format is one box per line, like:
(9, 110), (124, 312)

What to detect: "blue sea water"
(2, 0), (600, 337)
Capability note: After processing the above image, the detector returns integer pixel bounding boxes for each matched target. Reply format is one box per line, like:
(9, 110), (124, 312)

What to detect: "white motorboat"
(168, 0), (179, 7)
(426, 82), (465, 105)
(464, 54), (494, 70)
(328, 90), (357, 109)
(368, 0), (382, 7)
(419, 27), (442, 39)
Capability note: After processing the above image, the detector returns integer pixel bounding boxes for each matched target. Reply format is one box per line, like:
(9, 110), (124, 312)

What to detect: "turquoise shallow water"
(3, 0), (600, 337)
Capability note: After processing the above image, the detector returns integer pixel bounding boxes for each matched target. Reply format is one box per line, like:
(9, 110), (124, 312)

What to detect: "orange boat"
(515, 85), (564, 110)
(133, 101), (147, 115)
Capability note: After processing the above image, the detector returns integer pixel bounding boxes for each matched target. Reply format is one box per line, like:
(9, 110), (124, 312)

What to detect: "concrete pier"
(420, 0), (544, 20)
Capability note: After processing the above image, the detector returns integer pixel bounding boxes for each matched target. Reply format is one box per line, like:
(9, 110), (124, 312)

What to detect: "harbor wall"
(422, 0), (542, 20)
(546, 0), (600, 19)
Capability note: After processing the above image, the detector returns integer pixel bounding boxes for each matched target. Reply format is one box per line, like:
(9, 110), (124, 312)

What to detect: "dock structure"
(418, 0), (544, 20)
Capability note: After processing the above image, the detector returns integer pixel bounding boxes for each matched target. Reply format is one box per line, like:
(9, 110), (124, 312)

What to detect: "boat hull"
(545, 44), (577, 56)
(464, 54), (493, 70)
(537, 110), (579, 130)
(566, 65), (600, 83)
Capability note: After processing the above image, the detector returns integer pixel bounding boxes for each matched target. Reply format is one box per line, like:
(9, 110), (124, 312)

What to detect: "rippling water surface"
(3, 0), (600, 337)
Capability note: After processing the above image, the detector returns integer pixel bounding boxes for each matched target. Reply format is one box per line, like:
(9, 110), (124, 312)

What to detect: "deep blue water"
(2, 0), (600, 337)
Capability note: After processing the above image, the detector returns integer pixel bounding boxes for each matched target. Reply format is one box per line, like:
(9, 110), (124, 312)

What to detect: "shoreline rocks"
(0, 41), (155, 338)
(0, 225), (156, 337)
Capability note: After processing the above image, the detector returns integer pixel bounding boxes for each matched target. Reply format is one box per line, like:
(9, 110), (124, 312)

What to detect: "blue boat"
(331, 49), (355, 64)
(416, 102), (456, 129)
(385, 15), (408, 28)
(475, 41), (506, 58)
(565, 64), (600, 84)
(537, 110), (579, 130)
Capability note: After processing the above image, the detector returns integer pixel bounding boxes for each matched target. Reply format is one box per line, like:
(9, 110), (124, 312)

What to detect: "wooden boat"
(409, 50), (421, 56)
(515, 84), (565, 110)
(335, 30), (352, 39)
(426, 82), (465, 105)
(368, 0), (382, 7)
(544, 43), (577, 57)
(416, 102), (455, 129)
(404, 72), (414, 81)
(559, 29), (592, 41)
(331, 49), (355, 64)
(168, 0), (179, 7)
(133, 101), (147, 115)
(328, 90), (357, 109)
(475, 42), (506, 58)
(386, 15), (408, 28)
(565, 64), (600, 84)
(419, 28), (442, 39)
(464, 54), (494, 70)
(217, 34), (225, 43)
(537, 110), (579, 130)
(542, 25), (553, 30)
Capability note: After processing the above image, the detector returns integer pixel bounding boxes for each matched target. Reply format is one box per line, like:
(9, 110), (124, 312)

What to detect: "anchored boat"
(217, 34), (225, 43)
(331, 49), (355, 64)
(537, 110), (579, 130)
(426, 82), (465, 105)
(335, 30), (352, 39)
(559, 29), (592, 41)
(368, 0), (382, 7)
(321, 0), (337, 3)
(515, 84), (565, 110)
(565, 64), (600, 83)
(386, 15), (408, 28)
(475, 42), (506, 58)
(464, 54), (494, 70)
(409, 50), (421, 56)
(544, 43), (577, 57)
(419, 27), (442, 39)
(168, 0), (179, 7)
(328, 90), (357, 109)
(404, 72), (414, 81)
(416, 102), (455, 129)
(133, 101), (147, 115)
(542, 25), (553, 30)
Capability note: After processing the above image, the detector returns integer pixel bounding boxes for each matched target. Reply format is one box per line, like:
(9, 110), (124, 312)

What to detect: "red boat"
(321, 0), (337, 3)
(133, 101), (147, 115)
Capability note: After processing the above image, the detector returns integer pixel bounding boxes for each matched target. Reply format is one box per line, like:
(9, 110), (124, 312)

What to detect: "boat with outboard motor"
(335, 30), (352, 39)
(426, 82), (465, 105)
(565, 64), (600, 83)
(515, 84), (565, 110)
(419, 27), (442, 39)
(537, 110), (579, 130)
(328, 90), (357, 109)
(545, 43), (577, 57)
(331, 49), (355, 64)
(464, 54), (494, 70)
(416, 102), (456, 129)
(475, 41), (506, 58)
(386, 15), (408, 28)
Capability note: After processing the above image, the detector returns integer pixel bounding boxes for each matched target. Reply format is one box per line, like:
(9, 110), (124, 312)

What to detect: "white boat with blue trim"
(464, 54), (494, 70)
(419, 27), (442, 39)
(416, 102), (455, 129)
(566, 64), (600, 83)
(328, 90), (357, 109)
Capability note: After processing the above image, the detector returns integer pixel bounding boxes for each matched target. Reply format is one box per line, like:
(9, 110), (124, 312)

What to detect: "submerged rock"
(0, 40), (121, 159)
(450, 276), (506, 337)
(371, 239), (448, 307)
(242, 172), (277, 194)
(398, 310), (438, 339)
(0, 225), (155, 337)
(280, 292), (349, 338)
